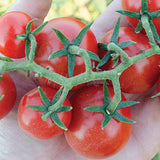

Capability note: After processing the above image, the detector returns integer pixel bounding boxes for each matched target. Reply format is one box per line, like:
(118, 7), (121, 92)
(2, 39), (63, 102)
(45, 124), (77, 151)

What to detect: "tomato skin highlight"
(99, 27), (160, 94)
(121, 0), (160, 36)
(34, 17), (98, 91)
(18, 87), (72, 140)
(65, 84), (132, 159)
(0, 72), (16, 120)
(0, 11), (35, 58)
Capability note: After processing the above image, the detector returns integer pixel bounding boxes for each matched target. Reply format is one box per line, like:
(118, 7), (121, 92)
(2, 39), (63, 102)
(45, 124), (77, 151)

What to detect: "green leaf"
(111, 16), (121, 44)
(152, 92), (160, 98)
(87, 50), (101, 62)
(72, 21), (93, 46)
(112, 57), (119, 68)
(117, 101), (139, 110)
(51, 86), (63, 105)
(51, 112), (68, 130)
(26, 18), (37, 34)
(135, 20), (143, 33)
(26, 105), (46, 111)
(98, 43), (108, 50)
(118, 41), (136, 49)
(97, 51), (111, 68)
(84, 106), (105, 113)
(141, 0), (149, 13)
(38, 87), (51, 107)
(152, 153), (160, 160)
(0, 56), (14, 62)
(48, 48), (67, 60)
(117, 10), (141, 19)
(52, 28), (71, 47)
(117, 101), (139, 109)
(25, 39), (31, 60)
(68, 54), (76, 77)
(150, 10), (160, 20)
(150, 20), (160, 43)
(113, 111), (136, 123)
(32, 21), (48, 35)
(102, 113), (112, 129)
(0, 95), (4, 101)
(56, 106), (72, 113)
(103, 81), (111, 105)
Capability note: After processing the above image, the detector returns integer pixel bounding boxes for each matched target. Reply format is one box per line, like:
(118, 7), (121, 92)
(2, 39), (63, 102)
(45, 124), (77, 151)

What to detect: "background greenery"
(0, 0), (113, 22)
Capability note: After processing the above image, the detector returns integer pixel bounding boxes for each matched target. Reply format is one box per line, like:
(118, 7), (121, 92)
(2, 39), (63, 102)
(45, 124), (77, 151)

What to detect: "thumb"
(7, 0), (52, 26)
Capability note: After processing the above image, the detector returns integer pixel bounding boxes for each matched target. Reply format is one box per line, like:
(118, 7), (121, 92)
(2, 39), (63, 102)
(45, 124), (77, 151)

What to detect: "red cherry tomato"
(0, 11), (35, 58)
(65, 84), (132, 159)
(34, 17), (98, 91)
(0, 72), (16, 119)
(18, 86), (72, 140)
(99, 27), (160, 94)
(121, 0), (160, 35)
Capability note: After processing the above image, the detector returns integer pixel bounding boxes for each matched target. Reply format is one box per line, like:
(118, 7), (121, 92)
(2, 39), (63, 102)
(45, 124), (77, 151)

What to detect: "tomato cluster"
(0, 0), (160, 159)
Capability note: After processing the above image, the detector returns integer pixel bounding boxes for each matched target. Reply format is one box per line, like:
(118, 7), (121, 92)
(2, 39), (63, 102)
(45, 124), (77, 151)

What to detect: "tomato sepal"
(97, 17), (136, 69)
(117, 0), (160, 43)
(27, 86), (72, 130)
(84, 82), (137, 129)
(48, 21), (99, 77)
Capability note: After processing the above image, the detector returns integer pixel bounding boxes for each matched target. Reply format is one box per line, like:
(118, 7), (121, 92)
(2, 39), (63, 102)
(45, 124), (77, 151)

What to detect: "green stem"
(68, 45), (92, 73)
(0, 60), (67, 87)
(141, 14), (156, 45)
(28, 34), (37, 61)
(42, 87), (69, 121)
(106, 75), (121, 114)
(48, 87), (69, 112)
(107, 42), (130, 62)
(0, 42), (160, 115)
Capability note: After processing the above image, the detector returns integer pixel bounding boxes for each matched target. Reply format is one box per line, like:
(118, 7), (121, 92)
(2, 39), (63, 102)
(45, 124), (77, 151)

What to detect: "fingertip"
(7, 0), (52, 27)
(91, 0), (129, 42)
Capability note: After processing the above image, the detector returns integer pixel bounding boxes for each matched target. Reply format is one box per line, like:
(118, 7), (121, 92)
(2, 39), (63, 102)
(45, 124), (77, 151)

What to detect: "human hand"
(0, 0), (160, 160)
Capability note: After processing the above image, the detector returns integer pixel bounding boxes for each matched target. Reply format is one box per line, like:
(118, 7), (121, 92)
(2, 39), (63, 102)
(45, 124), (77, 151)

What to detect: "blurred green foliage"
(0, 0), (113, 22)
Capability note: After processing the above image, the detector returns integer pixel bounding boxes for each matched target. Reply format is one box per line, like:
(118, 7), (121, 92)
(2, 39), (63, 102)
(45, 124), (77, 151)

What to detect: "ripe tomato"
(65, 84), (132, 159)
(0, 11), (35, 59)
(34, 17), (98, 91)
(121, 0), (160, 36)
(0, 72), (16, 120)
(99, 27), (160, 94)
(18, 86), (72, 140)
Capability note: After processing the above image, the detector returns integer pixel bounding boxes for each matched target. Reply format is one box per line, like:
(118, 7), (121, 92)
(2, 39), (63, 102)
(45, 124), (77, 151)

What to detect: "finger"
(91, 0), (129, 42)
(7, 0), (52, 26)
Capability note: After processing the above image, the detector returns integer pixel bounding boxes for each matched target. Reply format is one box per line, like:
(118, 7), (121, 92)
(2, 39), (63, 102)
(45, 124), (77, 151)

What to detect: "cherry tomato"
(34, 17), (98, 91)
(121, 0), (160, 36)
(0, 11), (35, 58)
(99, 27), (160, 94)
(65, 84), (132, 159)
(0, 72), (16, 120)
(18, 86), (72, 140)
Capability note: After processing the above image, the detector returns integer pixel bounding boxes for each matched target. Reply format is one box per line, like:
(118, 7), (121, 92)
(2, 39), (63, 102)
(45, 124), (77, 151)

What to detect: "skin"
(0, 0), (160, 160)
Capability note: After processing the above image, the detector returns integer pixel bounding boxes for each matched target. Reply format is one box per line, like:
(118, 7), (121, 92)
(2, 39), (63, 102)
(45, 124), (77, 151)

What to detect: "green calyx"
(16, 19), (48, 61)
(27, 86), (72, 131)
(97, 17), (136, 69)
(84, 81), (138, 129)
(0, 95), (4, 101)
(48, 21), (100, 77)
(117, 0), (160, 43)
